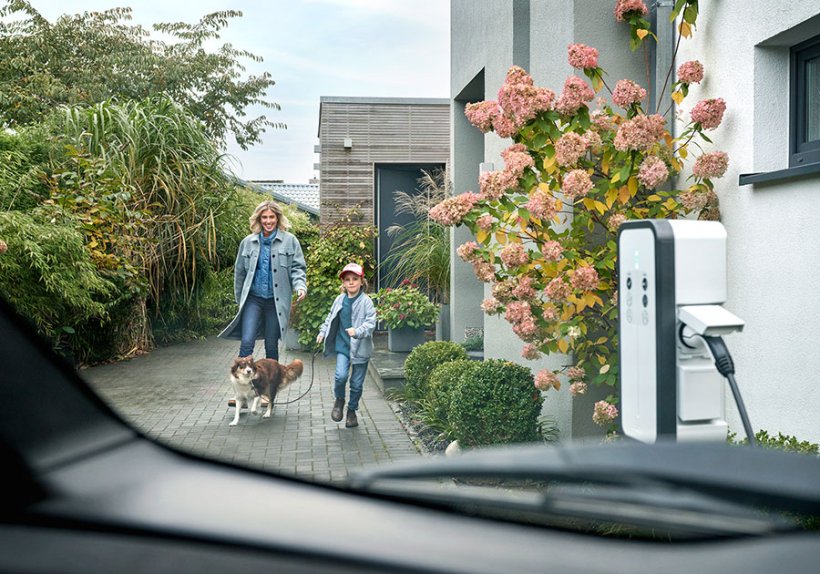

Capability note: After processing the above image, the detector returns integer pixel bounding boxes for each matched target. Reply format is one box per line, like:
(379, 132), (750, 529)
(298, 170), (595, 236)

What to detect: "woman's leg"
(261, 297), (281, 360)
(239, 295), (262, 357)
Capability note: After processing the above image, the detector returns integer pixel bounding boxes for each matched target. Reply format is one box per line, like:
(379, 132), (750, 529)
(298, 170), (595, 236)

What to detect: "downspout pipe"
(651, 0), (677, 136)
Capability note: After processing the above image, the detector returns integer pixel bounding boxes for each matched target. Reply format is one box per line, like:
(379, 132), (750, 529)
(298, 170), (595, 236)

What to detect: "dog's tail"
(283, 359), (304, 386)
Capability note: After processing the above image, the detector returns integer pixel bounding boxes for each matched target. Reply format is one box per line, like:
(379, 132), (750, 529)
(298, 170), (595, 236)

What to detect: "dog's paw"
(229, 421), (238, 426)
(263, 411), (271, 418)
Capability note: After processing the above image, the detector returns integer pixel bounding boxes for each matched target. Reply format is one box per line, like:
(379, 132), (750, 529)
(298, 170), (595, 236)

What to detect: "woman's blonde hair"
(249, 200), (290, 234)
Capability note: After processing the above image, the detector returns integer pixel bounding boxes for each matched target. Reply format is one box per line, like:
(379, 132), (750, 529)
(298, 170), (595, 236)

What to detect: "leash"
(272, 349), (320, 405)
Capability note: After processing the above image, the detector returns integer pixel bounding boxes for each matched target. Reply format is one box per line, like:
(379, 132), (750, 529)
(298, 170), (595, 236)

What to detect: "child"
(316, 263), (376, 428)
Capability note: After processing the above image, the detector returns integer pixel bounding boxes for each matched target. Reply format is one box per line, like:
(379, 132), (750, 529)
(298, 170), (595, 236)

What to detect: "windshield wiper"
(348, 442), (820, 539)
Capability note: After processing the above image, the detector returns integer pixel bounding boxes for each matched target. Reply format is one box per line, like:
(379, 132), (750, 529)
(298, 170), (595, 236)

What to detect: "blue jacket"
(218, 230), (307, 341)
(318, 292), (377, 364)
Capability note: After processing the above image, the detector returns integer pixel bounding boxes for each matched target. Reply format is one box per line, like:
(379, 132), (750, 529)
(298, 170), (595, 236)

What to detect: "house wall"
(451, 0), (820, 445)
(676, 1), (820, 444)
(317, 97), (450, 225)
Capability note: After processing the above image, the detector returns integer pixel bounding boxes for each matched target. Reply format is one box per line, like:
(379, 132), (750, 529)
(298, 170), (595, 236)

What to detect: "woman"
(219, 200), (307, 361)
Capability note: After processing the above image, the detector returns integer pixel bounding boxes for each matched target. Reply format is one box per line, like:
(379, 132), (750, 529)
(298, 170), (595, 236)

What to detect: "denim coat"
(218, 231), (307, 341)
(318, 292), (377, 364)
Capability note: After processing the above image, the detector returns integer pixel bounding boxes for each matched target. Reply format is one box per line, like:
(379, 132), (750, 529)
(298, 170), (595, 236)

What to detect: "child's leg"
(347, 361), (368, 411)
(333, 353), (351, 400)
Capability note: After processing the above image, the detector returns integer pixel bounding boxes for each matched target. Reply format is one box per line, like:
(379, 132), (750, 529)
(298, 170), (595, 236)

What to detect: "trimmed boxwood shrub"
(404, 340), (468, 401)
(449, 359), (543, 448)
(424, 359), (479, 434)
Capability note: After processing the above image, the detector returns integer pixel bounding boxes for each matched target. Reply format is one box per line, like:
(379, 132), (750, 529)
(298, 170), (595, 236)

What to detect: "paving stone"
(81, 336), (422, 482)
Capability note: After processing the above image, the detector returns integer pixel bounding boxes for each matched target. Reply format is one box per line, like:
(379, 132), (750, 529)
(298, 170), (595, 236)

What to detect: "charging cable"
(700, 335), (756, 447)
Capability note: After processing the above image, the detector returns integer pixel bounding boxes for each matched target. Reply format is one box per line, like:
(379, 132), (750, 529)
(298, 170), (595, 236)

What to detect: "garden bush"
(449, 359), (543, 448)
(423, 359), (479, 436)
(729, 430), (819, 456)
(404, 341), (468, 401)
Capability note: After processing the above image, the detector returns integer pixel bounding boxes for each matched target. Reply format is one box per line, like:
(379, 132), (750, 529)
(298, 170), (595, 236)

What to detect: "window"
(790, 35), (820, 167)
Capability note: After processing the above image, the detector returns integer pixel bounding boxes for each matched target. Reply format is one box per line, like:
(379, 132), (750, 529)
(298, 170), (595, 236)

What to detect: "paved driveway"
(80, 337), (421, 482)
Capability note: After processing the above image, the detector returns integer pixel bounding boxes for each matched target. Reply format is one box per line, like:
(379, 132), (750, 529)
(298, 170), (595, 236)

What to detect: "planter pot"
(387, 325), (426, 353)
(284, 328), (304, 351)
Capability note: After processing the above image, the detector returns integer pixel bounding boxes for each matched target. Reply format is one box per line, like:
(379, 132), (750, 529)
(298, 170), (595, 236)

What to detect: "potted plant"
(375, 282), (439, 352)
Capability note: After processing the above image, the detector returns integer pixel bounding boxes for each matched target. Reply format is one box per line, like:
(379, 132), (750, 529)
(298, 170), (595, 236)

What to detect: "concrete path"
(80, 337), (421, 483)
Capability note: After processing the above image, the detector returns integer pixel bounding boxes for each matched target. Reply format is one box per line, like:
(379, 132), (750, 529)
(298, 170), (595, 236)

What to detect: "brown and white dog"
(229, 356), (304, 426)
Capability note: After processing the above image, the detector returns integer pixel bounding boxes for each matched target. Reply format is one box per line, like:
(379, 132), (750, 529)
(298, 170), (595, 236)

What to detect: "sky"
(26, 0), (451, 183)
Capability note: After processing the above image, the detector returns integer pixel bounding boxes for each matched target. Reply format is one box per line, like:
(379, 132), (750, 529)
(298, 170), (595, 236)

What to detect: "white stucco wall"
(677, 1), (820, 444)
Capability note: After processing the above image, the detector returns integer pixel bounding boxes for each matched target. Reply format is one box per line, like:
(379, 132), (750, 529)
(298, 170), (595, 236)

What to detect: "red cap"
(339, 263), (364, 279)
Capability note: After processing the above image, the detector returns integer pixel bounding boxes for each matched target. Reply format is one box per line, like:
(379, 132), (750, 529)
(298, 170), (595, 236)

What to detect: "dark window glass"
(790, 35), (820, 166)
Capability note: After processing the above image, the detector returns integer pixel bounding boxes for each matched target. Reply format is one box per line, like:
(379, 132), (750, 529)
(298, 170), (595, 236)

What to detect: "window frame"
(790, 34), (820, 167)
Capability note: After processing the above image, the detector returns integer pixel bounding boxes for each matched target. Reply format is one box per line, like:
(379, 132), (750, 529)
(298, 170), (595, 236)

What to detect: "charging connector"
(700, 335), (756, 447)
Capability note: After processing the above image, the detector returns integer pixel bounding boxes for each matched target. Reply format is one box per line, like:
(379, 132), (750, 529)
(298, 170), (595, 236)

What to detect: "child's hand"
(316, 334), (324, 344)
(346, 328), (356, 337)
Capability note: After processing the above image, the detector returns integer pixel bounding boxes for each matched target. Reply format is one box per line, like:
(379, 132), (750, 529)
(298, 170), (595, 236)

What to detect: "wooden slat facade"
(318, 97), (450, 225)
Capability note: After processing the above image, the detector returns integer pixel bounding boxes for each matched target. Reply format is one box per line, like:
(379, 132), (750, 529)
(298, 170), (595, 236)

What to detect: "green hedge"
(423, 359), (479, 436)
(449, 359), (543, 448)
(404, 341), (468, 401)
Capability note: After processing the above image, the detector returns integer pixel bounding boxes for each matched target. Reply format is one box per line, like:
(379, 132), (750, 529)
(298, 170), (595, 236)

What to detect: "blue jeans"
(334, 353), (368, 411)
(239, 294), (280, 359)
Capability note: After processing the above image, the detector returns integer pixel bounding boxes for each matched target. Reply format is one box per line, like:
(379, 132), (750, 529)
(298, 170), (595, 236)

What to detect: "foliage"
(0, 209), (113, 360)
(431, 0), (721, 425)
(0, 124), (53, 211)
(374, 282), (440, 330)
(449, 359), (543, 448)
(729, 430), (819, 456)
(381, 168), (451, 304)
(0, 1), (281, 148)
(403, 340), (468, 402)
(422, 359), (479, 438)
(295, 221), (376, 351)
(460, 332), (484, 352)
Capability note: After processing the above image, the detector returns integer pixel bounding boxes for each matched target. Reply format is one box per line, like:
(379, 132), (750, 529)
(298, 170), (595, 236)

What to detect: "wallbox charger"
(617, 219), (747, 444)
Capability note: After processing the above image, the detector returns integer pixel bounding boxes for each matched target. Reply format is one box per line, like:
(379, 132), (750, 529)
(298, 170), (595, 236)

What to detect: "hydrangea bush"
(375, 281), (440, 330)
(431, 0), (725, 429)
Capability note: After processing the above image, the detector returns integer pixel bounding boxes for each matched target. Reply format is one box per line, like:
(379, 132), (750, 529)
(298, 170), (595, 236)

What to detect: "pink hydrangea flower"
(456, 241), (479, 262)
(535, 369), (561, 391)
(570, 381), (588, 396)
(545, 277), (571, 301)
(593, 400), (619, 425)
(521, 343), (542, 360)
(496, 66), (556, 132)
(567, 43), (599, 69)
(637, 156), (669, 189)
(571, 265), (599, 291)
(429, 192), (480, 226)
(500, 243), (529, 268)
(690, 98), (726, 130)
(583, 129), (602, 150)
(480, 297), (504, 315)
(562, 169), (594, 200)
(677, 60), (704, 84)
(512, 275), (536, 300)
(541, 305), (559, 323)
(678, 190), (710, 211)
(614, 113), (666, 152)
(464, 100), (499, 133)
(555, 132), (589, 166)
(476, 214), (494, 231)
(612, 79), (647, 108)
(607, 213), (627, 232)
(615, 0), (648, 22)
(492, 280), (515, 303)
(491, 112), (518, 138)
(472, 260), (496, 282)
(540, 240), (563, 261)
(567, 366), (586, 381)
(526, 188), (558, 221)
(512, 316), (538, 340)
(505, 300), (531, 323)
(479, 169), (518, 200)
(693, 151), (729, 179)
(501, 143), (535, 176)
(555, 76), (595, 115)
(591, 110), (616, 132)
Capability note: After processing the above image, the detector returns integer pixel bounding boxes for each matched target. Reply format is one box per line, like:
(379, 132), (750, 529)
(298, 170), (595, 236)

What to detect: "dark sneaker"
(345, 408), (358, 428)
(331, 398), (345, 422)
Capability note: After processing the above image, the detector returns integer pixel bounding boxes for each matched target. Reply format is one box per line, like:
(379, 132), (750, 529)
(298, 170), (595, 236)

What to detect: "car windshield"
(1, 0), (819, 546)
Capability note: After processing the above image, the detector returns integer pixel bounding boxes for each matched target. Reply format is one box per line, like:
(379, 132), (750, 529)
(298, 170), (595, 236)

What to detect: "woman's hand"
(296, 289), (306, 302)
(316, 334), (324, 344)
